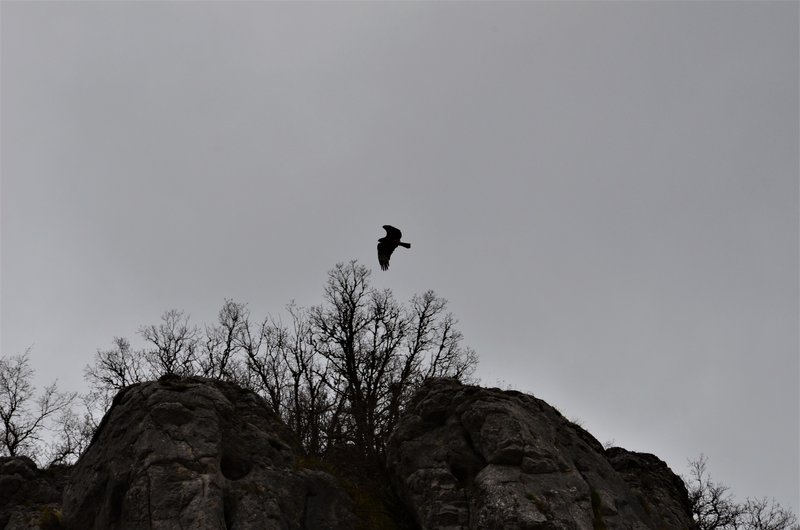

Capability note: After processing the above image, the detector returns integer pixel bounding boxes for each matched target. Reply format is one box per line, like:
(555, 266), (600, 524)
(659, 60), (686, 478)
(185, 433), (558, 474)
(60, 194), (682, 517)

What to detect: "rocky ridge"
(2, 377), (695, 529)
(386, 379), (695, 529)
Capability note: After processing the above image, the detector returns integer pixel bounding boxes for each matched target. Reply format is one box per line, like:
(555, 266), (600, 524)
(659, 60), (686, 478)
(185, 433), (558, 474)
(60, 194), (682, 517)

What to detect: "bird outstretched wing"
(383, 225), (402, 240)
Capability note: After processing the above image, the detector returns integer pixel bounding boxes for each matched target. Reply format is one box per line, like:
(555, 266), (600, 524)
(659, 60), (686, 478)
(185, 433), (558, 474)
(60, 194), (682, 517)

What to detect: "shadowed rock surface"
(61, 376), (358, 530)
(386, 378), (696, 530)
(0, 457), (69, 530)
(606, 446), (696, 529)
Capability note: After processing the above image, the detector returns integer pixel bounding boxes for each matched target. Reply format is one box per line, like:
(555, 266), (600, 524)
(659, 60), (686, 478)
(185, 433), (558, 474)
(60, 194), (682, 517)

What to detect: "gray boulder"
(386, 378), (696, 530)
(61, 376), (358, 530)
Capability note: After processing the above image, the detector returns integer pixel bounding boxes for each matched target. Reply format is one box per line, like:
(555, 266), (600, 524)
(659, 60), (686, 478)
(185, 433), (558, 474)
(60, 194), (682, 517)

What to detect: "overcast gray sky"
(2, 0), (798, 514)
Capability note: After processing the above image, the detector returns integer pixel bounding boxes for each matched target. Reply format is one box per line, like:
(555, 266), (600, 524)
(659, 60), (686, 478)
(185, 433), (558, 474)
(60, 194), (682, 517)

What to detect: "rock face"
(606, 447), (696, 529)
(57, 375), (695, 530)
(386, 378), (696, 530)
(0, 457), (68, 530)
(61, 376), (358, 530)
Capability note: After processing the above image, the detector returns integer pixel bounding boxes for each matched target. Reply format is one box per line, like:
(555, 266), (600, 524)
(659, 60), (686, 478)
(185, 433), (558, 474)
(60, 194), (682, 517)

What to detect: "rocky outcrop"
(386, 378), (696, 530)
(52, 375), (695, 530)
(606, 447), (695, 530)
(0, 457), (69, 530)
(61, 376), (358, 530)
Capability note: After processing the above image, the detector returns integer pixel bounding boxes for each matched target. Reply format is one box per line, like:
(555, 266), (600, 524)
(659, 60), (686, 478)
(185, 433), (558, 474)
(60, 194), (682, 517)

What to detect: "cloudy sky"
(2, 1), (797, 514)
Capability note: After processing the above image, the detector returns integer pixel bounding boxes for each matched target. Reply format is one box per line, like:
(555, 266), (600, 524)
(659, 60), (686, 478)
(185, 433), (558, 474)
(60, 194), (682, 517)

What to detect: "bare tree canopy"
(0, 349), (76, 460)
(84, 260), (477, 461)
(84, 337), (144, 392)
(140, 309), (199, 376)
(686, 455), (798, 530)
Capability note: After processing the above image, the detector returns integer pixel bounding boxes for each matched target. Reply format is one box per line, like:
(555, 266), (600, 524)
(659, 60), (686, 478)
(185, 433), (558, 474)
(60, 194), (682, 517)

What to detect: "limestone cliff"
(386, 379), (695, 530)
(2, 377), (695, 529)
(61, 376), (357, 530)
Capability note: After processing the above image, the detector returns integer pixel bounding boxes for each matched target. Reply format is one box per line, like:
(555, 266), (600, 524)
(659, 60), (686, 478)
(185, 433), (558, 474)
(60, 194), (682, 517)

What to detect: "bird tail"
(399, 242), (411, 249)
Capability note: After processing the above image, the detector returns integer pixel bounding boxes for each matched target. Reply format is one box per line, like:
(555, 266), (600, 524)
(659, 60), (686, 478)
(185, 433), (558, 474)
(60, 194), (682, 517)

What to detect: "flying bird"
(377, 225), (410, 271)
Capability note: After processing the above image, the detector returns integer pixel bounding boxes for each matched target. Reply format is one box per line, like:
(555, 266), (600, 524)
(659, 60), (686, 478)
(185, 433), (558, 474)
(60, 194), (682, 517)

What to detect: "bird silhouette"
(377, 225), (410, 270)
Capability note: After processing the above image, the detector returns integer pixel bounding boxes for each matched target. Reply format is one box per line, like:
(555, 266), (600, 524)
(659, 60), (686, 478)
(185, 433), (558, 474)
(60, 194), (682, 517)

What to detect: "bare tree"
(84, 337), (145, 391)
(687, 455), (743, 529)
(309, 261), (478, 460)
(82, 338), (143, 457)
(46, 402), (95, 466)
(199, 299), (248, 383)
(0, 349), (76, 460)
(687, 455), (799, 530)
(272, 304), (332, 454)
(241, 314), (291, 417)
(309, 262), (390, 458)
(410, 290), (478, 382)
(140, 309), (199, 376)
(741, 498), (799, 530)
(82, 261), (478, 461)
